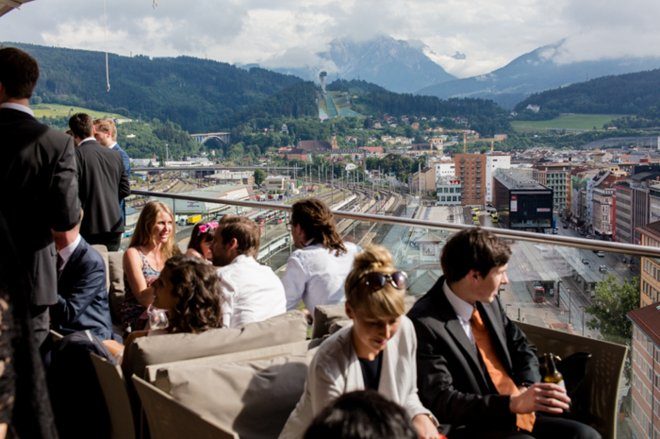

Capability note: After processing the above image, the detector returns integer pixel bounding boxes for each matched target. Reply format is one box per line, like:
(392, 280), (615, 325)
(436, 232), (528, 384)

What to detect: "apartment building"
(485, 153), (511, 204)
(639, 222), (660, 307)
(627, 303), (659, 439)
(454, 153), (486, 206)
(534, 162), (572, 215)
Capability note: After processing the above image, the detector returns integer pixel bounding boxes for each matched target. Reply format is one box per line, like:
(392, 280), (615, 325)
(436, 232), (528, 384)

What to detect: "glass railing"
(127, 184), (657, 439)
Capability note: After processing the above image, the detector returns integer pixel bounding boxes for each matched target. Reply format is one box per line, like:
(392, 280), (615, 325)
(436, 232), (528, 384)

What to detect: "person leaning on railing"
(121, 201), (180, 334)
(279, 245), (441, 439)
(281, 198), (360, 320)
(408, 228), (600, 439)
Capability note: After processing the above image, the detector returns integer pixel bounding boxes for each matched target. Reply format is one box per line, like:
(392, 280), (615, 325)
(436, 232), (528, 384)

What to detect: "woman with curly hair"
(151, 255), (223, 333)
(122, 201), (181, 333)
(282, 198), (360, 316)
(105, 255), (223, 357)
(280, 245), (440, 439)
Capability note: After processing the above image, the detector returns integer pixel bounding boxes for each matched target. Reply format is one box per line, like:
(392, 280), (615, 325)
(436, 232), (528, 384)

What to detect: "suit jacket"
(51, 237), (113, 340)
(76, 139), (130, 237)
(407, 276), (540, 430)
(280, 316), (431, 438)
(0, 107), (81, 306)
(112, 143), (130, 225)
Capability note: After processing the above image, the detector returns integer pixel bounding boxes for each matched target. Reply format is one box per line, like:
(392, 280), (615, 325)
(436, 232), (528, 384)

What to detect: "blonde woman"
(280, 245), (440, 439)
(121, 201), (180, 333)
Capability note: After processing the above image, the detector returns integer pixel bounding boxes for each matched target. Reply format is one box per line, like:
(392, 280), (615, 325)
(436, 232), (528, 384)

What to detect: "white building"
(433, 160), (456, 180)
(485, 153), (511, 203)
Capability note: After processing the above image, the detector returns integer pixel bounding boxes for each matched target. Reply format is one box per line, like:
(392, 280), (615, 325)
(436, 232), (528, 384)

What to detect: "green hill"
(515, 69), (660, 120)
(6, 42), (311, 132)
(328, 79), (511, 135)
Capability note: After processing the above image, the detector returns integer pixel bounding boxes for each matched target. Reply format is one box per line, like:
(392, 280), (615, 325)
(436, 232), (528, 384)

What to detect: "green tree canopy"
(585, 275), (639, 344)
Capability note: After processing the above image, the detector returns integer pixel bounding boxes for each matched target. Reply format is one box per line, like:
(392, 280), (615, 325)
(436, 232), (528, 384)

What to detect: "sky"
(1, 0), (659, 78)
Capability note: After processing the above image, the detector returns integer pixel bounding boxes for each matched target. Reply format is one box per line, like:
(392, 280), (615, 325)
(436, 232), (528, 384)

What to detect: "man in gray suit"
(0, 47), (81, 345)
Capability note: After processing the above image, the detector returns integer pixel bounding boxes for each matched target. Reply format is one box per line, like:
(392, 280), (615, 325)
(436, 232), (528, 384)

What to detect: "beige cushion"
(144, 340), (312, 382)
(92, 244), (111, 290)
(123, 311), (308, 378)
(107, 251), (125, 323)
(312, 295), (419, 338)
(153, 353), (312, 439)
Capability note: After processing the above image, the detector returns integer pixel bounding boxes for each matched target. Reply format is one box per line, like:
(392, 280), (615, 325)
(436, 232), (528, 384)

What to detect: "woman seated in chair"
(105, 255), (223, 358)
(279, 245), (440, 439)
(122, 201), (180, 333)
(185, 220), (217, 262)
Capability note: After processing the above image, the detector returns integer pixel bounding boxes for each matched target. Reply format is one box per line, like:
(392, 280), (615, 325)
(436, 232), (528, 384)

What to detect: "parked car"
(581, 258), (590, 265)
(599, 265), (608, 273)
(596, 251), (605, 257)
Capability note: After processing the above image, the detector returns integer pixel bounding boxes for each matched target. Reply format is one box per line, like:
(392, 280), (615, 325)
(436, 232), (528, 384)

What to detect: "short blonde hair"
(344, 245), (405, 321)
(93, 118), (117, 140)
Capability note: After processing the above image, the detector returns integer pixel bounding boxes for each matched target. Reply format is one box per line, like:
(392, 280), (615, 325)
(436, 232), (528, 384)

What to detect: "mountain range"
(266, 37), (660, 109)
(268, 36), (456, 94)
(418, 40), (660, 108)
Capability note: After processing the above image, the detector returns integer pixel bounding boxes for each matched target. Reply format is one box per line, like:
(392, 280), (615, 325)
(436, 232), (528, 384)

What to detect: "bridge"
(190, 131), (231, 145)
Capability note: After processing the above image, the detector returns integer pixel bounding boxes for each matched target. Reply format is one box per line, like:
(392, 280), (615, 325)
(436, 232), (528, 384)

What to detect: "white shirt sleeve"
(281, 255), (308, 311)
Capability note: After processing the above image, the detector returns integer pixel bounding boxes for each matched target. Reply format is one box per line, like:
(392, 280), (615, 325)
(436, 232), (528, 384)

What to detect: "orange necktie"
(470, 307), (535, 432)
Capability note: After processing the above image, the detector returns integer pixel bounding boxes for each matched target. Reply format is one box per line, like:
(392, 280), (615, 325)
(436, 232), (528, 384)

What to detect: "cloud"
(1, 0), (659, 77)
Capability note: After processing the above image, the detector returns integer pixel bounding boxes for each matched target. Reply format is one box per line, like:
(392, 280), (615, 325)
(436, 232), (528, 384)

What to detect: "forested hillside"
(515, 69), (660, 120)
(9, 42), (308, 132)
(329, 80), (511, 135)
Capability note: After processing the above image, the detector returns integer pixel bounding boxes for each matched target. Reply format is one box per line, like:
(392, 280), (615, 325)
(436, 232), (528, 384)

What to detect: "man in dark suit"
(51, 217), (114, 340)
(69, 113), (130, 251)
(408, 228), (599, 438)
(0, 47), (81, 345)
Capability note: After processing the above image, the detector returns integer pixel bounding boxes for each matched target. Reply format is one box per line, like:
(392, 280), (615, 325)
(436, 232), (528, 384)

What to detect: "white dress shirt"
(0, 102), (34, 116)
(281, 242), (360, 312)
(57, 234), (82, 272)
(216, 254), (286, 328)
(443, 280), (476, 345)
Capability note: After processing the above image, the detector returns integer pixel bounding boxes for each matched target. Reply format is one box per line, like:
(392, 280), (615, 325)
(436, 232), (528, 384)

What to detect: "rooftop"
(627, 302), (660, 346)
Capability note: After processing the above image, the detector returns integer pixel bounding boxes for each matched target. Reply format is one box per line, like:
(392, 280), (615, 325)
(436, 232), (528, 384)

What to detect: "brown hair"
(161, 255), (222, 333)
(291, 198), (346, 255)
(344, 245), (405, 321)
(93, 118), (117, 140)
(129, 201), (180, 260)
(68, 113), (94, 138)
(441, 227), (511, 283)
(216, 215), (260, 257)
(187, 221), (215, 254)
(0, 47), (39, 99)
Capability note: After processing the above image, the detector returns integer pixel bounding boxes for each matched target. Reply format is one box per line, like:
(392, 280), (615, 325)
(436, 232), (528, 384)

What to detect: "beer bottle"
(542, 353), (566, 391)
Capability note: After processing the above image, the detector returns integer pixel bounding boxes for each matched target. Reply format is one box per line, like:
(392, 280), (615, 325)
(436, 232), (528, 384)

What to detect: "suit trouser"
(449, 413), (601, 439)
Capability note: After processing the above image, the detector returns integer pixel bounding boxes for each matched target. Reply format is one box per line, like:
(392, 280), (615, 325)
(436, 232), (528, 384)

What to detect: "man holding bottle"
(408, 228), (600, 438)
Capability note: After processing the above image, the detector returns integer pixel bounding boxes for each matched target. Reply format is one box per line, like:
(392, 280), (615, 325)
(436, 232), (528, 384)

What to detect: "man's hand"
(412, 413), (442, 439)
(509, 383), (570, 414)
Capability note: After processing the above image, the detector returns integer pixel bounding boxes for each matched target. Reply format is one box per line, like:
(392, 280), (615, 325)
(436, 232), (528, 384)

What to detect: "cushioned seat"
(123, 310), (308, 378)
(150, 352), (314, 438)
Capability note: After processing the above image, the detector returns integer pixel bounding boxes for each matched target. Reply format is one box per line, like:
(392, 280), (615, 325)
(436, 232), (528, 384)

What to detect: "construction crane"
(463, 135), (502, 153)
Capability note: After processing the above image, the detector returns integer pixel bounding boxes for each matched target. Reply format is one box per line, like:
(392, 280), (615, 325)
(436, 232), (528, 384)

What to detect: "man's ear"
(468, 269), (481, 282)
(345, 302), (355, 319)
(227, 237), (239, 251)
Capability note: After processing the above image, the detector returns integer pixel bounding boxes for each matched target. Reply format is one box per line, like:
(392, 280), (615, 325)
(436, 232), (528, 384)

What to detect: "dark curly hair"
(291, 198), (346, 256)
(161, 255), (223, 333)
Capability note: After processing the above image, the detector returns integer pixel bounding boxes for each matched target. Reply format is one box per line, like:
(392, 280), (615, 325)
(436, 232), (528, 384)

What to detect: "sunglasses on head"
(363, 271), (408, 291)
